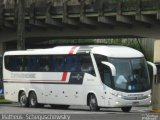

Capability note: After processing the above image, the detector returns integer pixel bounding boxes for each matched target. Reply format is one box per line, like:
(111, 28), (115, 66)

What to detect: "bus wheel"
(29, 92), (38, 108)
(19, 91), (28, 107)
(121, 107), (132, 112)
(89, 94), (100, 111)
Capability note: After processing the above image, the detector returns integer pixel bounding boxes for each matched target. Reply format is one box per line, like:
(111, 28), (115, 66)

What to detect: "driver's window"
(94, 54), (112, 87)
(103, 66), (112, 87)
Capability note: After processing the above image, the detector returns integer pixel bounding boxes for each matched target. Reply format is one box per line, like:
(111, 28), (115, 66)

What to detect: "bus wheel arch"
(121, 106), (132, 112)
(28, 91), (38, 108)
(87, 93), (100, 111)
(18, 90), (28, 107)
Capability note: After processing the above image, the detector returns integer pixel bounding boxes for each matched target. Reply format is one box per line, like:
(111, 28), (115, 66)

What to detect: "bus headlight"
(118, 95), (122, 98)
(111, 92), (122, 98)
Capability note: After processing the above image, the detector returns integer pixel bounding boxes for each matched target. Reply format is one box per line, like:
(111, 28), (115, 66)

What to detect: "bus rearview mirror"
(101, 61), (116, 76)
(147, 61), (157, 76)
(147, 61), (157, 84)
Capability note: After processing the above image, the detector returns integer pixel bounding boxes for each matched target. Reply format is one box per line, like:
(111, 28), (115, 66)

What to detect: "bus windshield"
(110, 58), (150, 92)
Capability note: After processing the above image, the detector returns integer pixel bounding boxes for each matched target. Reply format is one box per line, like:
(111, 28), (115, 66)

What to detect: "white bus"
(3, 45), (157, 112)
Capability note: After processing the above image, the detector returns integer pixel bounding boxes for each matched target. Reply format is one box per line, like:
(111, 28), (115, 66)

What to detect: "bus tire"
(28, 91), (38, 108)
(121, 107), (132, 112)
(19, 91), (28, 107)
(89, 94), (100, 111)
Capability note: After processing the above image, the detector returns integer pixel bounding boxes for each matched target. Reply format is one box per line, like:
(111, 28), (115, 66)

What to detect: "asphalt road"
(0, 103), (159, 120)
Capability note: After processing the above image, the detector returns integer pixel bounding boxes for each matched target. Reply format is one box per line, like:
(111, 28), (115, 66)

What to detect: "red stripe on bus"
(69, 46), (77, 55)
(61, 72), (67, 81)
(60, 46), (78, 81)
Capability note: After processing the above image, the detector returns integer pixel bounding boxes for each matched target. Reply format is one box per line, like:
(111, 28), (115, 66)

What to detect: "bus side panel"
(4, 83), (19, 101)
(45, 84), (86, 105)
(44, 72), (86, 105)
(27, 84), (46, 104)
(83, 74), (105, 107)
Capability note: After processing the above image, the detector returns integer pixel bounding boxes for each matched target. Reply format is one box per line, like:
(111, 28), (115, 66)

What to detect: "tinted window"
(5, 56), (24, 71)
(94, 54), (107, 72)
(66, 56), (81, 72)
(54, 56), (66, 71)
(94, 54), (108, 81)
(102, 65), (112, 87)
(4, 54), (95, 76)
(80, 55), (95, 75)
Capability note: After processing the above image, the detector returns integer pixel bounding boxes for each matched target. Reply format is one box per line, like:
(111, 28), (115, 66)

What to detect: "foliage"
(0, 99), (12, 103)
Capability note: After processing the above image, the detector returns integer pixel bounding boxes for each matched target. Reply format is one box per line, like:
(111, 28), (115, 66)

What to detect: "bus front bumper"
(105, 97), (151, 107)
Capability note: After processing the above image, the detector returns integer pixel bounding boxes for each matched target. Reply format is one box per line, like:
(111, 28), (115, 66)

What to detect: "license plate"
(132, 102), (139, 106)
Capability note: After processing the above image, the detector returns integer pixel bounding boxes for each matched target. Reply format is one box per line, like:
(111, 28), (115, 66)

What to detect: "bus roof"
(4, 45), (144, 58)
(92, 46), (144, 58)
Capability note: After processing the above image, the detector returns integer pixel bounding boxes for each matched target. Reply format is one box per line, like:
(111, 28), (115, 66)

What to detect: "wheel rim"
(30, 97), (36, 106)
(20, 93), (27, 106)
(30, 93), (37, 107)
(90, 95), (97, 110)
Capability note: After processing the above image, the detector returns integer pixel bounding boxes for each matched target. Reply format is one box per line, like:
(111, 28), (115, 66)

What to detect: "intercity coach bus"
(3, 46), (157, 112)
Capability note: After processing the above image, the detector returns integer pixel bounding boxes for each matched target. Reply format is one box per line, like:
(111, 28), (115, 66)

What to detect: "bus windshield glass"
(110, 58), (150, 92)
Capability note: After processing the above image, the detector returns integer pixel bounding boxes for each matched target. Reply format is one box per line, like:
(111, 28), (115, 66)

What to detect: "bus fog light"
(118, 95), (122, 98)
(115, 102), (119, 104)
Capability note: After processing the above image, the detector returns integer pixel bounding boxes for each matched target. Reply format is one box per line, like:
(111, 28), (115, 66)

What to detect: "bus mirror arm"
(147, 61), (157, 76)
(147, 61), (157, 84)
(101, 61), (116, 76)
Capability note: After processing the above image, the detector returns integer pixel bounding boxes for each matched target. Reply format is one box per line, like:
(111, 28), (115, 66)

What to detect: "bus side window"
(66, 55), (81, 72)
(5, 56), (16, 71)
(4, 56), (10, 71)
(23, 56), (28, 71)
(28, 56), (38, 71)
(51, 56), (56, 71)
(38, 56), (51, 72)
(66, 56), (72, 71)
(73, 56), (81, 72)
(17, 56), (25, 71)
(14, 56), (23, 71)
(80, 55), (95, 76)
(55, 56), (66, 72)
(5, 56), (22, 72)
(12, 56), (19, 71)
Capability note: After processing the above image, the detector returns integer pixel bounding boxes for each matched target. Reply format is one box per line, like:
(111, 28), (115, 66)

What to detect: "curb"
(151, 109), (160, 113)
